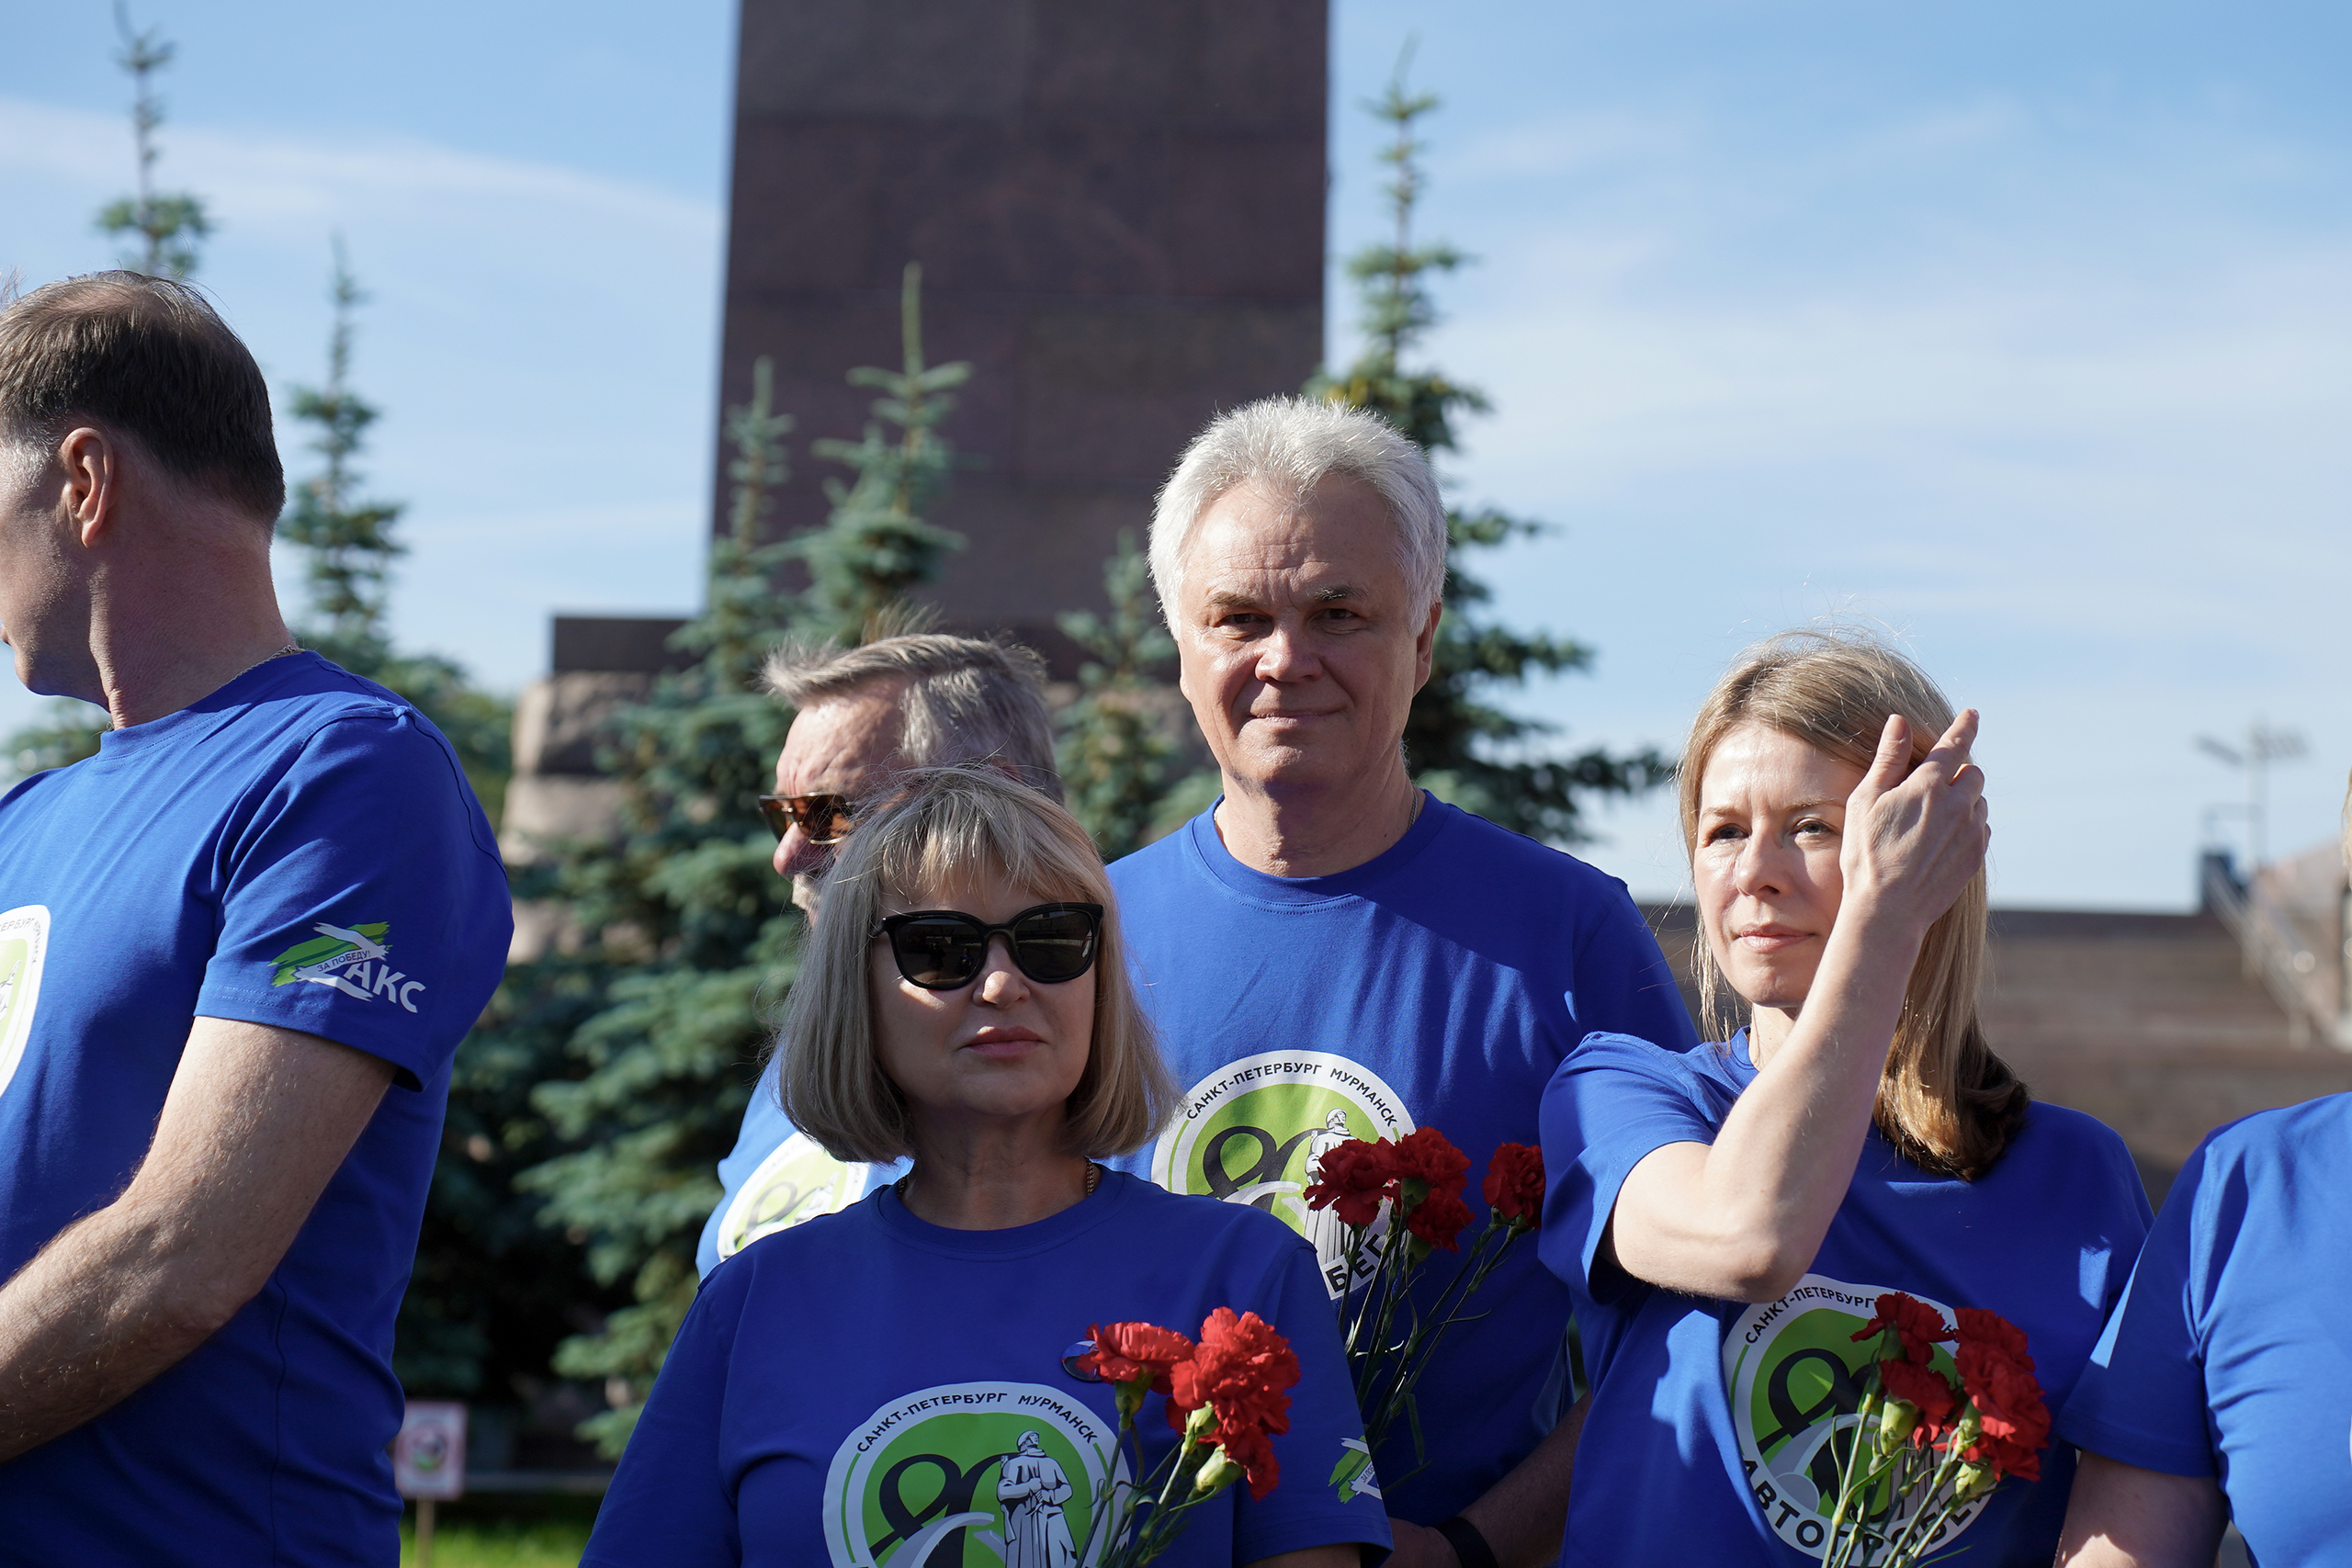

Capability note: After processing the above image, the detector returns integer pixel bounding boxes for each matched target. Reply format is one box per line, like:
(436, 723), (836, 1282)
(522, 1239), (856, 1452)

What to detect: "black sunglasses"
(870, 902), (1104, 990)
(758, 793), (854, 846)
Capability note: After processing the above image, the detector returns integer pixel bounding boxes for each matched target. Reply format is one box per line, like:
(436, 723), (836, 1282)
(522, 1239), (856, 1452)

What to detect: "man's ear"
(56, 426), (121, 547)
(1410, 596), (1442, 691)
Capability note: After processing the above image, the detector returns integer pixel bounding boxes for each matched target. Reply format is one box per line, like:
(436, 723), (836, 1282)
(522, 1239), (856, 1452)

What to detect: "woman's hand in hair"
(1835, 710), (1989, 948)
(1609, 708), (1990, 1303)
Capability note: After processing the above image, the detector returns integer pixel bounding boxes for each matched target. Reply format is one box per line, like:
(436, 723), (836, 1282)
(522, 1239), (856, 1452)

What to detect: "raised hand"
(1837, 710), (1991, 947)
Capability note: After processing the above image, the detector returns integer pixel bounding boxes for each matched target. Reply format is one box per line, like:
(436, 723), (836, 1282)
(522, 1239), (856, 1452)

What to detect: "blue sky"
(5, 2), (2347, 908)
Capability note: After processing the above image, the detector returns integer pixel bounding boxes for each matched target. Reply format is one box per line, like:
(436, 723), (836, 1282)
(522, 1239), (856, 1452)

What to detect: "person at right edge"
(2052, 771), (2352, 1566)
(1538, 629), (2151, 1564)
(1107, 396), (1702, 1566)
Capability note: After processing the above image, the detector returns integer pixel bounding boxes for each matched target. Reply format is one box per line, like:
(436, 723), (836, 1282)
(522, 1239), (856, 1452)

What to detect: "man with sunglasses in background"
(695, 632), (1062, 1276)
(1106, 398), (1700, 1568)
(0, 276), (511, 1564)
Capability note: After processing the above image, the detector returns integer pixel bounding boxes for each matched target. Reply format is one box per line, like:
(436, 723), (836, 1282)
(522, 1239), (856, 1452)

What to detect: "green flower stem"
(1360, 1219), (1520, 1454)
(1351, 1203), (1425, 1413)
(1820, 1388), (1876, 1567)
(1877, 1428), (1972, 1566)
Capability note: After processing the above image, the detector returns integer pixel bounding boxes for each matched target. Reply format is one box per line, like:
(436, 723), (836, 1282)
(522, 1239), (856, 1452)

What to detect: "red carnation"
(1168, 1308), (1298, 1496)
(1876, 1357), (1959, 1445)
(1302, 1138), (1396, 1228)
(1209, 1419), (1282, 1502)
(1954, 1306), (2034, 1371)
(1390, 1127), (1471, 1196)
(1406, 1187), (1474, 1252)
(1956, 1336), (2050, 1482)
(1078, 1321), (1194, 1394)
(1480, 1143), (1545, 1229)
(1851, 1292), (1952, 1367)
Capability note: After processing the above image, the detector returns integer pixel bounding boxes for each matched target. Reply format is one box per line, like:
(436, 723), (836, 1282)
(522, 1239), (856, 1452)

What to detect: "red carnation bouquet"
(1074, 1309), (1299, 1564)
(1815, 1293), (2052, 1566)
(1300, 1130), (1545, 1472)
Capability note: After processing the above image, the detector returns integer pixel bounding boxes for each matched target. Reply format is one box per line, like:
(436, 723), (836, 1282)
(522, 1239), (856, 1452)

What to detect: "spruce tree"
(792, 265), (967, 641)
(277, 244), (513, 809)
(5, 6), (213, 777)
(95, 5), (211, 279)
(279, 245), (403, 661)
(1055, 532), (1188, 863)
(1310, 61), (1668, 840)
(508, 274), (967, 1454)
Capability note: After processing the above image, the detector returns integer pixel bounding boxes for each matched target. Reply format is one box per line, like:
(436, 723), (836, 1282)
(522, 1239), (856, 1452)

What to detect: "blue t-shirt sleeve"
(1538, 1034), (1722, 1303)
(193, 713), (510, 1090)
(1566, 882), (1702, 1055)
(1232, 1236), (1394, 1562)
(583, 1269), (746, 1567)
(2056, 1135), (2222, 1478)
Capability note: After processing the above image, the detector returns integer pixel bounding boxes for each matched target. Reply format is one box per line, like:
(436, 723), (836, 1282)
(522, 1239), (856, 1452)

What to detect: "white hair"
(761, 632), (1060, 804)
(1148, 396), (1448, 626)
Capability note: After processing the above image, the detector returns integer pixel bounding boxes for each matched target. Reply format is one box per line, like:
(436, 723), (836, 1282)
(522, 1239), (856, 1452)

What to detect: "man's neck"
(78, 564), (296, 729)
(1212, 763), (1425, 879)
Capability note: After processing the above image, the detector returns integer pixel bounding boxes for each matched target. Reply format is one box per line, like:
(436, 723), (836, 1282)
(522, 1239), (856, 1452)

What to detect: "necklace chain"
(225, 639), (303, 687)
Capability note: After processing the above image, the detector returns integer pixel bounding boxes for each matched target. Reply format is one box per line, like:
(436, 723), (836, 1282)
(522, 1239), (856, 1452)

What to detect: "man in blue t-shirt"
(0, 274), (510, 1565)
(1107, 396), (1700, 1564)
(695, 634), (1064, 1275)
(2054, 1089), (2352, 1564)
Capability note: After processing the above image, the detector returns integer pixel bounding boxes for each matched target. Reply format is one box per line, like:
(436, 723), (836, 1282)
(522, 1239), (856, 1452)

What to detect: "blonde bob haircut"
(775, 766), (1177, 1164)
(1680, 627), (2029, 1180)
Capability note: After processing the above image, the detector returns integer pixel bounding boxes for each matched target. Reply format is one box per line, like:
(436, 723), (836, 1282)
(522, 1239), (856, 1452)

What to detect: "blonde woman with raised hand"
(1538, 630), (2151, 1566)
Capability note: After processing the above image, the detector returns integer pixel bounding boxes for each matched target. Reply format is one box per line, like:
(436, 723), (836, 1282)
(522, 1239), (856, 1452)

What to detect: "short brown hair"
(1680, 627), (2029, 1180)
(0, 272), (284, 521)
(776, 767), (1175, 1163)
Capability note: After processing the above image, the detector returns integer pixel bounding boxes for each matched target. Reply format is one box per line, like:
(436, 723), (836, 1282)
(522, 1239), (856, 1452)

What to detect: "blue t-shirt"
(1102, 795), (1701, 1524)
(1539, 1032), (2152, 1567)
(695, 1062), (902, 1276)
(0, 653), (513, 1567)
(2057, 1092), (2352, 1562)
(584, 1171), (1391, 1567)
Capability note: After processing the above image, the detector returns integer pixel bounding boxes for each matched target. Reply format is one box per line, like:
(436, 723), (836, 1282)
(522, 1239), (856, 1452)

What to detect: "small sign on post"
(394, 1400), (467, 1568)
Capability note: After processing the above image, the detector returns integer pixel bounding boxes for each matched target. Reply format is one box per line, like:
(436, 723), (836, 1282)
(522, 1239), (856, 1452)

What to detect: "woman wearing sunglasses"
(584, 767), (1388, 1568)
(1537, 630), (2151, 1565)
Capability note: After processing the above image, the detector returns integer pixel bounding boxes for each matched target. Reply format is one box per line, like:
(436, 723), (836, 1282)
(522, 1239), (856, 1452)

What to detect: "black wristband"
(1435, 1515), (1501, 1568)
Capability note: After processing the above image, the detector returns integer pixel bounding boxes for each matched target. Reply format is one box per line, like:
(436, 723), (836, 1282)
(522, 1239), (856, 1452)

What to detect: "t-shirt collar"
(1184, 789), (1451, 906)
(872, 1165), (1134, 1258)
(94, 650), (330, 760)
(1725, 1027), (1759, 1080)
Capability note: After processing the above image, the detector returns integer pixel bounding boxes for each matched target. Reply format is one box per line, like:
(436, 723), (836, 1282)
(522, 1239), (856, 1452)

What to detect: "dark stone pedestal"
(718, 0), (1329, 667)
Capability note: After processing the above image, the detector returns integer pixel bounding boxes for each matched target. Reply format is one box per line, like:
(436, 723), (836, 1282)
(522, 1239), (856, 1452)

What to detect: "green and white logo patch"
(266, 920), (427, 1013)
(1150, 1051), (1413, 1299)
(822, 1381), (1122, 1567)
(0, 905), (51, 1104)
(1330, 1437), (1382, 1504)
(714, 1130), (869, 1261)
(1723, 1273), (1983, 1556)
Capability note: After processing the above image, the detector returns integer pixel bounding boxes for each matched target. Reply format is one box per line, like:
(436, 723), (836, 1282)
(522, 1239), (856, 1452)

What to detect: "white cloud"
(0, 94), (725, 697)
(1350, 95), (2352, 907)
(0, 96), (713, 245)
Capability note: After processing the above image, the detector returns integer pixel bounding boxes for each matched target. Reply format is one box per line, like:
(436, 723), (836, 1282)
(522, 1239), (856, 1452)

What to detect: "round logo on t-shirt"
(821, 1381), (1124, 1567)
(1151, 1051), (1414, 1299)
(0, 906), (51, 1106)
(714, 1130), (868, 1261)
(1722, 1274), (1987, 1558)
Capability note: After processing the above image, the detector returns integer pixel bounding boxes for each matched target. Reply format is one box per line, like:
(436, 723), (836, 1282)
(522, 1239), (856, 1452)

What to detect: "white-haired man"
(1108, 397), (1699, 1566)
(695, 632), (1062, 1276)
